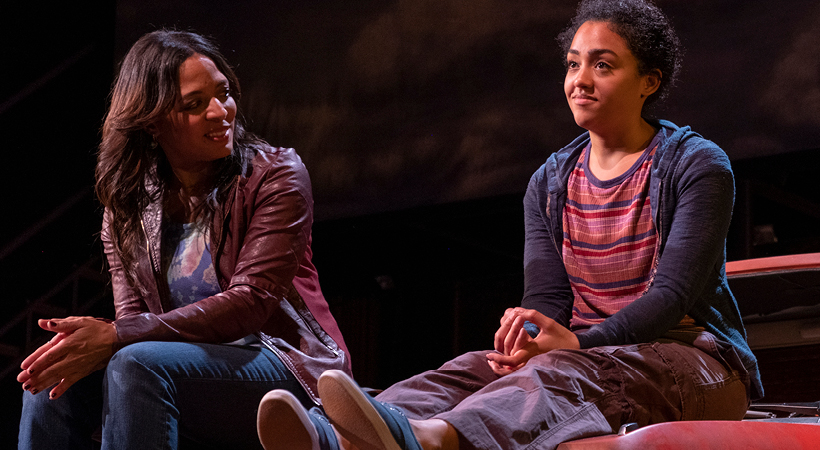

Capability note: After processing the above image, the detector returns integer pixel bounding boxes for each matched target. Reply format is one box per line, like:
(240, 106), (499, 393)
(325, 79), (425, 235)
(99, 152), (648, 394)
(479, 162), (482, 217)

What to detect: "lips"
(206, 126), (231, 141)
(572, 94), (596, 105)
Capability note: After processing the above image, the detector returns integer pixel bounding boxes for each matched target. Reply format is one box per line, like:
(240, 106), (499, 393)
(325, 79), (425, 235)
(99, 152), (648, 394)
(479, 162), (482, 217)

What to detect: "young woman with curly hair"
(257, 1), (761, 449)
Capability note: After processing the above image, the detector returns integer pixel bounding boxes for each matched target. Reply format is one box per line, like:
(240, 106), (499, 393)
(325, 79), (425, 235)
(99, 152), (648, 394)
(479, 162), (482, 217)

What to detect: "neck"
(586, 118), (657, 180)
(164, 162), (217, 223)
(589, 118), (656, 156)
(169, 162), (216, 197)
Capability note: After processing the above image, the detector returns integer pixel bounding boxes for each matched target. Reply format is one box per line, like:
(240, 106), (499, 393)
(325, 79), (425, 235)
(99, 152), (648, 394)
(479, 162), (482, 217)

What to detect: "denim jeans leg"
(101, 341), (308, 450)
(18, 369), (104, 450)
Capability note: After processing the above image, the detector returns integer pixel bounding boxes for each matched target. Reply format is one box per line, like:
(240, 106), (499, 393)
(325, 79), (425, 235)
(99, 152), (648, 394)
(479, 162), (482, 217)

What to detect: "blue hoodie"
(522, 120), (763, 400)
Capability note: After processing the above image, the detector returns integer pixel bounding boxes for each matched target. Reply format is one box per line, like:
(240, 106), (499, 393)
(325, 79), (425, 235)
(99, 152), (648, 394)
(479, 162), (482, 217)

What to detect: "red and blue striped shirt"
(562, 142), (660, 330)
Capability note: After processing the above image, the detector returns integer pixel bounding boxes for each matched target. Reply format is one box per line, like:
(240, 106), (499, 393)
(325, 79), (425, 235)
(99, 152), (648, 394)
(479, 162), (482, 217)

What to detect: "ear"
(144, 123), (159, 136)
(641, 69), (662, 98)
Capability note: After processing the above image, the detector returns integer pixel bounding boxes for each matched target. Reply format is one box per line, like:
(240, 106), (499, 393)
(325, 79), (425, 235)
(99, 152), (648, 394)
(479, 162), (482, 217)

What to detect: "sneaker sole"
(318, 370), (403, 450)
(257, 390), (320, 450)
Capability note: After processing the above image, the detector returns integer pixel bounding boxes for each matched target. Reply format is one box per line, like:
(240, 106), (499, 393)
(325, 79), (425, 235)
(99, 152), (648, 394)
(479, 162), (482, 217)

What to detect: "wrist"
(106, 321), (119, 355)
(568, 332), (580, 350)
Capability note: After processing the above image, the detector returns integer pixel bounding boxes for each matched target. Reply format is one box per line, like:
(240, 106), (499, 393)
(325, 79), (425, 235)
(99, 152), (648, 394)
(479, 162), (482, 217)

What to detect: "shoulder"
(553, 132), (589, 166)
(528, 162), (548, 188)
(239, 145), (312, 200)
(655, 120), (732, 177)
(530, 131), (589, 191)
(246, 146), (309, 181)
(249, 146), (306, 174)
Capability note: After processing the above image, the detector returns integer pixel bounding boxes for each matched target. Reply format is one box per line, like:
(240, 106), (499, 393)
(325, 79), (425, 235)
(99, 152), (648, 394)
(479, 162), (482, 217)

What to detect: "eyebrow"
(567, 48), (618, 58)
(180, 80), (229, 100)
(180, 90), (203, 101)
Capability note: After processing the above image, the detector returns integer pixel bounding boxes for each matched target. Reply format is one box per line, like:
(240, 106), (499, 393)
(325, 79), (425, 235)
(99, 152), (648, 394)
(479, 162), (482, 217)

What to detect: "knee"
(110, 341), (159, 368)
(514, 349), (614, 392)
(530, 348), (586, 365)
(439, 350), (493, 371)
(107, 342), (175, 386)
(526, 349), (599, 374)
(21, 389), (52, 414)
(21, 375), (99, 425)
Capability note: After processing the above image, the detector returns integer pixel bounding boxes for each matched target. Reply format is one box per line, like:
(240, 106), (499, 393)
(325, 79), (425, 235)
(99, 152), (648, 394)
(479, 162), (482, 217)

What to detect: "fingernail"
(28, 368), (34, 375)
(22, 384), (30, 391)
(48, 321), (56, 327)
(49, 391), (56, 399)
(30, 389), (38, 395)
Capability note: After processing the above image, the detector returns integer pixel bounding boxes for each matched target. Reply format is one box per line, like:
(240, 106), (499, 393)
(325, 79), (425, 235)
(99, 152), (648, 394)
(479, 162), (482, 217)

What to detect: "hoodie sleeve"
(521, 164), (575, 327)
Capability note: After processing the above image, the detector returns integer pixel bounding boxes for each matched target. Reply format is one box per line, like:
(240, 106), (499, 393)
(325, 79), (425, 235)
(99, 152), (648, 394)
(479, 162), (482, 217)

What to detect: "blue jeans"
(19, 341), (311, 450)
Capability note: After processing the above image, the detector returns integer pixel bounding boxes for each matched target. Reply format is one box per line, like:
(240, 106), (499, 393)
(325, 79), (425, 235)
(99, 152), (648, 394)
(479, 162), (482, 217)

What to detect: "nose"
(571, 65), (593, 90)
(205, 97), (228, 121)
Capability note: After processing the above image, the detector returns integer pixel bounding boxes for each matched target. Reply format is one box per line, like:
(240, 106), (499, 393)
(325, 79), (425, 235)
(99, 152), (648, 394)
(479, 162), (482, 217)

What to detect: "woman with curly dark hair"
(256, 1), (761, 449)
(18, 30), (351, 449)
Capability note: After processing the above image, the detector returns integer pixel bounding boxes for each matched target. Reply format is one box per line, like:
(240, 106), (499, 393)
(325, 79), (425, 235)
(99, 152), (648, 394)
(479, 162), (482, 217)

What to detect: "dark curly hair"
(557, 0), (683, 110)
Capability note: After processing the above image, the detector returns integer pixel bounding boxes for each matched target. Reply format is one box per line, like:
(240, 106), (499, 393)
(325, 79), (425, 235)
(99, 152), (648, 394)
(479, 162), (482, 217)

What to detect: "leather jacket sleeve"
(101, 210), (151, 320)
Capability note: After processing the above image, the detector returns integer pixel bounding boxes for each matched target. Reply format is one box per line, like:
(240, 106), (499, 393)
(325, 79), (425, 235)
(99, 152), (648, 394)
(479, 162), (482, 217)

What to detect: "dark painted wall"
(114, 0), (820, 220)
(3, 0), (820, 446)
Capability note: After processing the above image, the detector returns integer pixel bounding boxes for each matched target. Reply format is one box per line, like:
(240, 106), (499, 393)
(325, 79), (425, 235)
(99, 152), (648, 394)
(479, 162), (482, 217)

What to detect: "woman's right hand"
(486, 308), (579, 376)
(18, 317), (117, 399)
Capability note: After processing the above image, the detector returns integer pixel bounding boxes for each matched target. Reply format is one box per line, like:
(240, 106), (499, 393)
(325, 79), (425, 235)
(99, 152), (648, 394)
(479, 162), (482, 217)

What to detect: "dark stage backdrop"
(116, 0), (820, 220)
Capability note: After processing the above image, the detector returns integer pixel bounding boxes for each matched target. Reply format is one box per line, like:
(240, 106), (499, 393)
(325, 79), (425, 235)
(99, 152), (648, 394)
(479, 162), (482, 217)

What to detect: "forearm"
(521, 168), (574, 326)
(113, 284), (277, 348)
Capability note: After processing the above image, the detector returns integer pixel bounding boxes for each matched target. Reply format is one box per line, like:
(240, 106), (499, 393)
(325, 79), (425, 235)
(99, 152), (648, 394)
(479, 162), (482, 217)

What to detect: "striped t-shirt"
(562, 140), (660, 330)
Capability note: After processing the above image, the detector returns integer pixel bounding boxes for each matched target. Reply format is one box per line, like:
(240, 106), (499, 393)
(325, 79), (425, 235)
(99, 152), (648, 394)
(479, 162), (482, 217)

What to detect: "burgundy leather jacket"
(101, 146), (351, 404)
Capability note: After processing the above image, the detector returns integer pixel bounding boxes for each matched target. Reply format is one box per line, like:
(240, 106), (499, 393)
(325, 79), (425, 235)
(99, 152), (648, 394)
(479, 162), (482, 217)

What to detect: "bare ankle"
(334, 424), (358, 450)
(409, 419), (459, 450)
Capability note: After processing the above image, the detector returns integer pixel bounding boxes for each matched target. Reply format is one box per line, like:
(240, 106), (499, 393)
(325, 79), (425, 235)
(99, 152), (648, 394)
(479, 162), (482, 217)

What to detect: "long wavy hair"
(96, 30), (264, 285)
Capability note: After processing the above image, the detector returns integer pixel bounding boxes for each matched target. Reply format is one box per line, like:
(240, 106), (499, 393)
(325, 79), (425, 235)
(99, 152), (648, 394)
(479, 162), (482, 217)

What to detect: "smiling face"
(150, 53), (236, 173)
(564, 21), (659, 135)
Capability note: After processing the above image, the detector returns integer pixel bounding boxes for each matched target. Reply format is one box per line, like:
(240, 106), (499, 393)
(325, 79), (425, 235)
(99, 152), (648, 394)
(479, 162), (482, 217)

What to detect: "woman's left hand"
(486, 308), (580, 376)
(17, 317), (117, 399)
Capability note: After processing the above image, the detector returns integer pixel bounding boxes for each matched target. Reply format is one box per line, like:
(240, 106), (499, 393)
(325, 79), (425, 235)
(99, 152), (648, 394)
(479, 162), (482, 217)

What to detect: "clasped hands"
(486, 307), (579, 376)
(17, 317), (117, 400)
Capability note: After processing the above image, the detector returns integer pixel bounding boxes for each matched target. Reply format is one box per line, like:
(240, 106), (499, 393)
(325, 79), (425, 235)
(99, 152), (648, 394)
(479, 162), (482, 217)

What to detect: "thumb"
(486, 351), (524, 368)
(519, 309), (556, 332)
(38, 317), (85, 333)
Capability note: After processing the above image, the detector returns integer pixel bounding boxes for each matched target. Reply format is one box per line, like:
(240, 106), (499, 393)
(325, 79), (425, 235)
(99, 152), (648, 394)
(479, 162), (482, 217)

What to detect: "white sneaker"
(257, 390), (321, 450)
